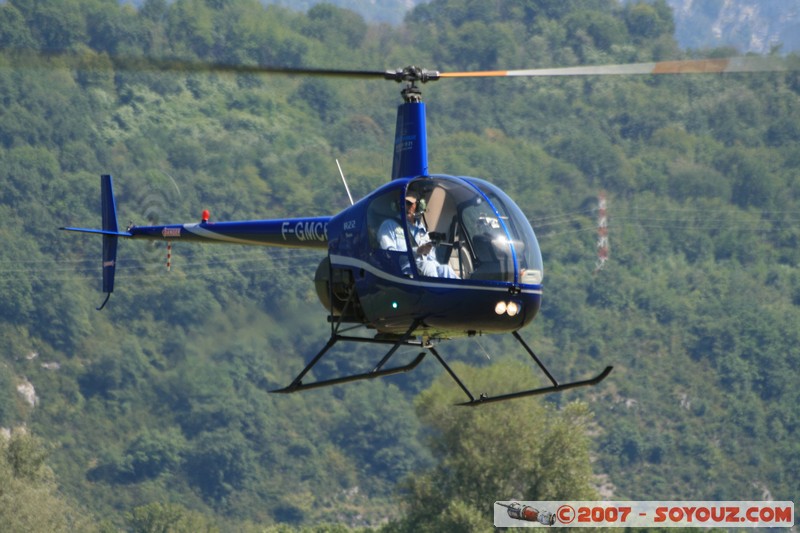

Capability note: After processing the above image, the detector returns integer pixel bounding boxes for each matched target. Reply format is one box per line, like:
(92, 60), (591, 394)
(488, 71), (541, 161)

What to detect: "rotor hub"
(384, 66), (439, 103)
(384, 65), (440, 84)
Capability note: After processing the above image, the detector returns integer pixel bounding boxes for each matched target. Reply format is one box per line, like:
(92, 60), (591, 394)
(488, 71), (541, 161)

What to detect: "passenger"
(378, 194), (458, 278)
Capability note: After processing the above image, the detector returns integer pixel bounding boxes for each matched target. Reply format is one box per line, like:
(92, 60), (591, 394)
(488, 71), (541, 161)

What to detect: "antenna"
(336, 159), (354, 206)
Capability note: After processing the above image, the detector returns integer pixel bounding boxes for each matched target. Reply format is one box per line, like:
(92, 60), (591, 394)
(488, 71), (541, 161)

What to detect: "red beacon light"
(201, 209), (210, 223)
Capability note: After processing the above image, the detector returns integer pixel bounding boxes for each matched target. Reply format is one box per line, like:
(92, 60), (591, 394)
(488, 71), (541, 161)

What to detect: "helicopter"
(62, 56), (791, 405)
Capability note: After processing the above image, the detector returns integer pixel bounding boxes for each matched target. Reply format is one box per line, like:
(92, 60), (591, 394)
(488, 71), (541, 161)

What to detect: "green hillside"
(1, 0), (798, 530)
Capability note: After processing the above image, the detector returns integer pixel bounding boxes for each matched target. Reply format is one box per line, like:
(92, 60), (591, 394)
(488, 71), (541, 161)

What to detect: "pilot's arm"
(378, 219), (407, 252)
(410, 222), (434, 258)
(416, 241), (434, 257)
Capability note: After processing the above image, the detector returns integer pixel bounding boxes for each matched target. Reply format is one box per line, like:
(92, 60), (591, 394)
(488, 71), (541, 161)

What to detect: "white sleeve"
(378, 219), (403, 251)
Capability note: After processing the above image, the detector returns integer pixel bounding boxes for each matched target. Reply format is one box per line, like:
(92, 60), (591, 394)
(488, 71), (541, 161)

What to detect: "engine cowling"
(314, 257), (362, 321)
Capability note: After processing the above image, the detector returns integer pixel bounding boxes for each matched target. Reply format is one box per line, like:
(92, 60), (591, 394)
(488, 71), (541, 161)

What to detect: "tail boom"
(61, 175), (333, 308)
(127, 218), (331, 249)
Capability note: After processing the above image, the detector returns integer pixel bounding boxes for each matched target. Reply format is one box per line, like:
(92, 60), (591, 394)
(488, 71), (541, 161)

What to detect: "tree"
(0, 3), (35, 48)
(385, 362), (598, 531)
(12, 0), (88, 50)
(565, 9), (629, 52)
(0, 429), (96, 532)
(184, 428), (256, 501)
(625, 0), (675, 42)
(118, 428), (186, 482)
(126, 502), (219, 533)
(304, 4), (367, 50)
(165, 0), (214, 57)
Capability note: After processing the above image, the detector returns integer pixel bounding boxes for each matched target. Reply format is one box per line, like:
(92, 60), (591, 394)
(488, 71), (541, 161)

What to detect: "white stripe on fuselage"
(329, 254), (542, 294)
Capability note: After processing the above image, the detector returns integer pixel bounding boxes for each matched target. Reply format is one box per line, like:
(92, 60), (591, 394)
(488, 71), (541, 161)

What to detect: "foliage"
(0, 429), (96, 532)
(125, 501), (220, 533)
(386, 362), (597, 532)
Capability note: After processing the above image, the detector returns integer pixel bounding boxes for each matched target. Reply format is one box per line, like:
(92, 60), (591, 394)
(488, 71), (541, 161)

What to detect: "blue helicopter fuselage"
(102, 173), (544, 339)
(324, 174), (543, 338)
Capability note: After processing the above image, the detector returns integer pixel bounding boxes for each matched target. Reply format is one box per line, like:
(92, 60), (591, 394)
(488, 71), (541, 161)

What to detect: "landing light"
(495, 300), (522, 316)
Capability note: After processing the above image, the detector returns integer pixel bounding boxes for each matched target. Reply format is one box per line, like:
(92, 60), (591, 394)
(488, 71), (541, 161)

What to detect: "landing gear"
(271, 312), (612, 405)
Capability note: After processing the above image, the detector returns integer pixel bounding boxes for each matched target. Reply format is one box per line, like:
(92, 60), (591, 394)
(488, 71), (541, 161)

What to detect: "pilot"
(378, 193), (458, 278)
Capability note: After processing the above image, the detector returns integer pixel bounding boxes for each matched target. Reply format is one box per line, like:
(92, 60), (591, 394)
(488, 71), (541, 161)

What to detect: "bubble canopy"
(368, 175), (543, 284)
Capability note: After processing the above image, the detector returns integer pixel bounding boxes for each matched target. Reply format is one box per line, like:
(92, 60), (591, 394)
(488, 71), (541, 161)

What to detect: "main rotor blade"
(111, 57), (392, 78)
(103, 59), (441, 83)
(11, 51), (446, 83)
(7, 50), (390, 79)
(441, 56), (794, 78)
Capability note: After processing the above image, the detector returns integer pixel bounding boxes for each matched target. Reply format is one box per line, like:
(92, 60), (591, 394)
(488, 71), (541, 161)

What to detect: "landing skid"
(271, 321), (612, 405)
(429, 331), (612, 406)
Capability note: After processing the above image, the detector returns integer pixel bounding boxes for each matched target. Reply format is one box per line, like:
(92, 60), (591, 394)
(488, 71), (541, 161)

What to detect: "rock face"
(666, 0), (800, 53)
(17, 378), (38, 407)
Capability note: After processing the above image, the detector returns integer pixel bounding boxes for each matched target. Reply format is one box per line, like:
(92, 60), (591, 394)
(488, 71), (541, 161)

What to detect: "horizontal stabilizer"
(60, 227), (132, 237)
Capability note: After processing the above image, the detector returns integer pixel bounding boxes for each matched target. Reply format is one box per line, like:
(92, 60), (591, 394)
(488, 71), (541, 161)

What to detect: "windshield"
(460, 177), (543, 284)
(371, 176), (543, 283)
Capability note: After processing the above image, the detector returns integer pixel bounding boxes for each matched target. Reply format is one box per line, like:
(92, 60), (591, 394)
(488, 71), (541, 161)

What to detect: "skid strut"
(271, 318), (427, 394)
(453, 332), (612, 406)
(417, 331), (612, 406)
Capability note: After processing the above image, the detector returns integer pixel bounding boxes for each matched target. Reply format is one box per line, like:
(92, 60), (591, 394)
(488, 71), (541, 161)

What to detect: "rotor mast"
(385, 66), (440, 180)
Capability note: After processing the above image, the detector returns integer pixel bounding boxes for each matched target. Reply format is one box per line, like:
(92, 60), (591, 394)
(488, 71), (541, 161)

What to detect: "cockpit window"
(364, 176), (543, 284)
(468, 178), (544, 284)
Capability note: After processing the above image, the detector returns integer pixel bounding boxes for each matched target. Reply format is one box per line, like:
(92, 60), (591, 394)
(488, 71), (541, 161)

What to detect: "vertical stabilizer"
(99, 174), (119, 308)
